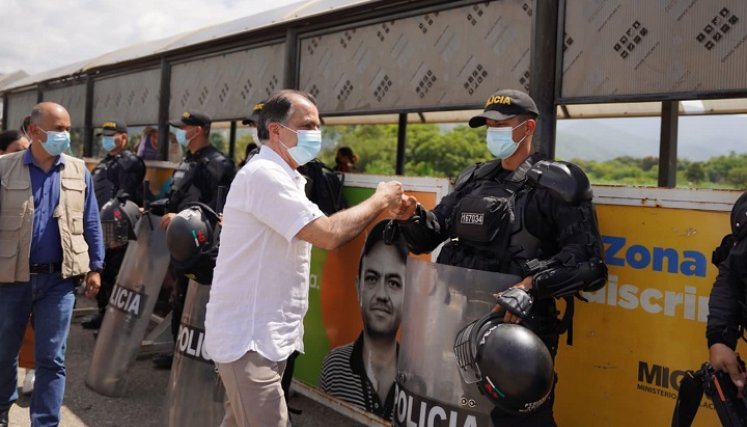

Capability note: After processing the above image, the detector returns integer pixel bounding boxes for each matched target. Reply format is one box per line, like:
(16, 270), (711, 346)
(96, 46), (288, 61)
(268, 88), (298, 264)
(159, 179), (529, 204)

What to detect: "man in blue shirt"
(0, 102), (105, 427)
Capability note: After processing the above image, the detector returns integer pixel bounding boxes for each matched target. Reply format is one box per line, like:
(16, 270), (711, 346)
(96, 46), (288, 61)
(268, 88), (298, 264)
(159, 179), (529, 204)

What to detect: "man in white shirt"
(205, 90), (404, 427)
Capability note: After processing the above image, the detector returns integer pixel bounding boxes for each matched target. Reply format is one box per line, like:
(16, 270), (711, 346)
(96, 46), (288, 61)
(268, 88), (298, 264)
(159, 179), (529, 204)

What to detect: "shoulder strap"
(454, 160), (503, 191)
(557, 296), (575, 346)
(503, 157), (536, 194)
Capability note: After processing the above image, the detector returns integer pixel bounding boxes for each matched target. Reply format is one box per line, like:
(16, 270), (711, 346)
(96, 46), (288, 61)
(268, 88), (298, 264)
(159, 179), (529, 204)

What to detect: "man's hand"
(391, 194), (418, 220)
(492, 276), (534, 324)
(375, 181), (403, 211)
(709, 343), (747, 395)
(84, 271), (101, 299)
(160, 212), (176, 229)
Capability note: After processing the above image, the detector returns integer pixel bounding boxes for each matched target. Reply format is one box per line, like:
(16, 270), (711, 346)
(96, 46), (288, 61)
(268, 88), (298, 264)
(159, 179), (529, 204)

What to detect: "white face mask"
(277, 123), (322, 166)
(486, 120), (528, 159)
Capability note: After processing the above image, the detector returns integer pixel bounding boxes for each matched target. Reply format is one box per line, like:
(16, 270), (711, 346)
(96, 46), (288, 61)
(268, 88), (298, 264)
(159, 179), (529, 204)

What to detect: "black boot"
(0, 407), (9, 427)
(152, 352), (173, 370)
(81, 313), (104, 330)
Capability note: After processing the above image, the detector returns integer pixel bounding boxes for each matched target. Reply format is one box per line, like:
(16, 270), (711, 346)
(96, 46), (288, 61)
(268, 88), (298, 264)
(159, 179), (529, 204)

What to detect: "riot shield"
(86, 214), (171, 396)
(164, 279), (224, 427)
(394, 258), (520, 427)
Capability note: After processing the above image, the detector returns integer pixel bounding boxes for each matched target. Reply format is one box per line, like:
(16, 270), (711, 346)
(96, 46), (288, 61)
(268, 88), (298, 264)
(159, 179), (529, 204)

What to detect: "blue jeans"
(0, 273), (76, 427)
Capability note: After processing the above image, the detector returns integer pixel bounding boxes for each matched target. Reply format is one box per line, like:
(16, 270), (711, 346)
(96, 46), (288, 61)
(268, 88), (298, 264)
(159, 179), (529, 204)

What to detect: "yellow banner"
(555, 204), (729, 426)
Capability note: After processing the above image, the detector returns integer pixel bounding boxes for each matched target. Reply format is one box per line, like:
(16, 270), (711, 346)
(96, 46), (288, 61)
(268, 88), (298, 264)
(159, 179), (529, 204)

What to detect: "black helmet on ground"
(165, 202), (221, 284)
(454, 312), (554, 414)
(100, 195), (141, 249)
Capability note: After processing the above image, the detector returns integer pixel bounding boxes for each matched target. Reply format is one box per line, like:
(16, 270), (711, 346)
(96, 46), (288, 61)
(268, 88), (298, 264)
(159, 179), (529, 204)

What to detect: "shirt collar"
(349, 332), (400, 375)
(22, 147), (65, 168)
(350, 333), (366, 375)
(349, 332), (397, 418)
(257, 145), (302, 180)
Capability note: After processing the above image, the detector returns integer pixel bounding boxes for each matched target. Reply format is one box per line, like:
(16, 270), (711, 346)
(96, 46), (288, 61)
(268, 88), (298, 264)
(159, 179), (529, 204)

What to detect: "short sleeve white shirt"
(205, 146), (324, 363)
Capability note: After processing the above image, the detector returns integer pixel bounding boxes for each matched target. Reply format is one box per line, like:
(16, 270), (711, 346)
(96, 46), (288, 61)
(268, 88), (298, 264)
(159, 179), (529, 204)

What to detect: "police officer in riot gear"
(161, 111), (235, 226)
(91, 121), (146, 209)
(392, 89), (607, 426)
(83, 120), (146, 329)
(154, 111), (234, 369)
(85, 195), (142, 327)
(706, 190), (747, 393)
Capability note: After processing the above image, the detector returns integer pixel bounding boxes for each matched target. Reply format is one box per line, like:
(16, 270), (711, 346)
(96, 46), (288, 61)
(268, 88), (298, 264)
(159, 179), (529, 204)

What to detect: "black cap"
(468, 89), (539, 128)
(241, 101), (266, 125)
(170, 111), (212, 128)
(100, 120), (127, 136)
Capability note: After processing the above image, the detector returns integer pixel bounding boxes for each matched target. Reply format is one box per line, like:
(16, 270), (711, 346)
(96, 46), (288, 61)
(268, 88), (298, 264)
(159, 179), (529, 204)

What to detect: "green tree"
(639, 156), (658, 171)
(726, 166), (747, 188)
(319, 124), (398, 174)
(407, 125), (492, 178)
(704, 152), (747, 184)
(684, 162), (705, 183)
(319, 124), (491, 178)
(316, 124), (747, 189)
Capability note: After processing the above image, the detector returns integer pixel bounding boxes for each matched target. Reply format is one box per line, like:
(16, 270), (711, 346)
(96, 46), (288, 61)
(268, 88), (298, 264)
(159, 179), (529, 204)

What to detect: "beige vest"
(0, 151), (90, 282)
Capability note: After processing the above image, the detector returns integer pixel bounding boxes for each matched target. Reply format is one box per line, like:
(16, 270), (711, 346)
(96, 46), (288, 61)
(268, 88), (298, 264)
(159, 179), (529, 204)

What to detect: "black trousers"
(170, 275), (190, 339)
(281, 351), (299, 402)
(490, 377), (557, 427)
(95, 247), (127, 312)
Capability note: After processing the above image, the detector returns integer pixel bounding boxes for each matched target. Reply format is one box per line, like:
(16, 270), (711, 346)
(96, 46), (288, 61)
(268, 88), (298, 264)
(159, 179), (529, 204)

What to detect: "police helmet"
(454, 312), (553, 414)
(166, 203), (220, 284)
(100, 196), (141, 249)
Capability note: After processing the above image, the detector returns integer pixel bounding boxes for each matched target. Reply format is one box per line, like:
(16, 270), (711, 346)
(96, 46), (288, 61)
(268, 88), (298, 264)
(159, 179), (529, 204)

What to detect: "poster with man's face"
(292, 176), (450, 422)
(358, 234), (406, 340)
(318, 220), (408, 421)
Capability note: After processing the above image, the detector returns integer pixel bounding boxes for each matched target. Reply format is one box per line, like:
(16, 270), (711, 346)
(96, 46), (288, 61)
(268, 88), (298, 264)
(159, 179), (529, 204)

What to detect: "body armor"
(170, 159), (201, 212)
(440, 158), (540, 275)
(399, 153), (607, 355)
(92, 150), (146, 209)
(168, 146), (234, 213)
(92, 159), (115, 210)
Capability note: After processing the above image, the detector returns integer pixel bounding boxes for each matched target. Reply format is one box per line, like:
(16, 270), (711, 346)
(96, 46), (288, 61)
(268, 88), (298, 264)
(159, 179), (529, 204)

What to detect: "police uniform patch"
(460, 212), (485, 225)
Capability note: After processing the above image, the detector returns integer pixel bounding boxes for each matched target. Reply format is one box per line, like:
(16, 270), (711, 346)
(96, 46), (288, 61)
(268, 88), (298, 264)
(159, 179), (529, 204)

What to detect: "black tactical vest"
(170, 159), (202, 212)
(438, 158), (541, 275)
(92, 158), (115, 211)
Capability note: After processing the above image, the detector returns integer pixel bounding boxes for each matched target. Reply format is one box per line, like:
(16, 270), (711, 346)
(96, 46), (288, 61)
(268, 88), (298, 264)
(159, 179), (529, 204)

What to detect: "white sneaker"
(22, 369), (35, 395)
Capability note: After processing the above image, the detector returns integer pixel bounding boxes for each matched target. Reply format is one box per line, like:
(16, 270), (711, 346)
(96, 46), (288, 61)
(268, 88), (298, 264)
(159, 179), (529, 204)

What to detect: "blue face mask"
(38, 128), (71, 157)
(486, 121), (528, 159)
(101, 136), (116, 152)
(173, 128), (190, 147)
(279, 124), (322, 166)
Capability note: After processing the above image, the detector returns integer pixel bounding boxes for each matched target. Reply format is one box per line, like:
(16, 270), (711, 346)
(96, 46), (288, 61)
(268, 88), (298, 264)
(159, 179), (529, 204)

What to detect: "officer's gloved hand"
(148, 198), (169, 216)
(494, 287), (534, 321)
(392, 195), (418, 221)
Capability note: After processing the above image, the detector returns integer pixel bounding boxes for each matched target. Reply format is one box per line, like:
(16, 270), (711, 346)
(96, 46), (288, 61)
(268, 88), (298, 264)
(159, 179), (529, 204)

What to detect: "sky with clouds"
(0, 0), (303, 76)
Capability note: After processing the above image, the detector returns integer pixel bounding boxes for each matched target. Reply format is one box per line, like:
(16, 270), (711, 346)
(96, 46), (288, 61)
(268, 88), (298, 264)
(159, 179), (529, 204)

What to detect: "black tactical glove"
(494, 287), (534, 318)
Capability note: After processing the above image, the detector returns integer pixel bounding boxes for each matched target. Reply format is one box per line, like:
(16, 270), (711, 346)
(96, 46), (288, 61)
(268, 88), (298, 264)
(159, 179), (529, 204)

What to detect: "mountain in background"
(556, 115), (747, 162)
